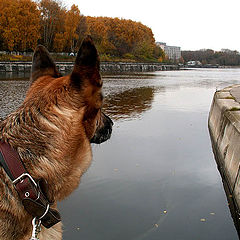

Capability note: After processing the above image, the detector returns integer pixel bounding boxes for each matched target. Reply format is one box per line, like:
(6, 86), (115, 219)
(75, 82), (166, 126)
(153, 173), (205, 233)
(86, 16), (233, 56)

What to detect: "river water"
(0, 68), (240, 239)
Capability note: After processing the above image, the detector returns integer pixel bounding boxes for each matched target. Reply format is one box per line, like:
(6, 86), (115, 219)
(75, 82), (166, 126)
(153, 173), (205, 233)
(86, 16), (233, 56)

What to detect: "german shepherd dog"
(0, 36), (113, 239)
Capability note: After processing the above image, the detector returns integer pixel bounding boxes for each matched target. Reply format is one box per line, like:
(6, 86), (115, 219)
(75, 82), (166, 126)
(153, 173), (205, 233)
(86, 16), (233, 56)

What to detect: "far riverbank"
(0, 62), (179, 73)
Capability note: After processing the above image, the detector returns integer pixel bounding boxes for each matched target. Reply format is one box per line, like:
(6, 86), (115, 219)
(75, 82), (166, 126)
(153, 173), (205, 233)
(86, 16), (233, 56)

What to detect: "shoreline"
(0, 61), (179, 73)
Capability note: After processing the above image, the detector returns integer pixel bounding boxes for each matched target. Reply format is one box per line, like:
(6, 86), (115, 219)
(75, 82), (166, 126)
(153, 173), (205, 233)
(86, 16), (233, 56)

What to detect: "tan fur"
(0, 37), (112, 239)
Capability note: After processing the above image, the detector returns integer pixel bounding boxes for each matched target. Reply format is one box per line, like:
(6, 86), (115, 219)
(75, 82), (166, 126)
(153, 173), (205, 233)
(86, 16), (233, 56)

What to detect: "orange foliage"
(0, 0), (164, 61)
(86, 17), (161, 60)
(0, 0), (40, 51)
(38, 0), (66, 49)
(64, 4), (82, 52)
(39, 1), (86, 53)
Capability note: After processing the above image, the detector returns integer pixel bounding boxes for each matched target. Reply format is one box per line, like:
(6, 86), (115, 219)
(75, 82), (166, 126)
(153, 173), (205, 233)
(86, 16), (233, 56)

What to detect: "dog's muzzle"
(90, 113), (113, 144)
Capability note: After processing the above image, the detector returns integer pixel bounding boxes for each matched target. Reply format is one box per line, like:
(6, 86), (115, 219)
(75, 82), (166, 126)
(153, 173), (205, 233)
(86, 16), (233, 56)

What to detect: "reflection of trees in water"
(103, 87), (155, 121)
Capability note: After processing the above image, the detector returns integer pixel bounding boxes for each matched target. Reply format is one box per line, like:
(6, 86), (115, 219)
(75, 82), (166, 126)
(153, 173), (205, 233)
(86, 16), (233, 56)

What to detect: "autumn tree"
(0, 1), (164, 62)
(63, 5), (82, 52)
(38, 0), (65, 50)
(153, 45), (165, 62)
(75, 15), (88, 49)
(86, 17), (163, 61)
(0, 0), (40, 51)
(133, 41), (155, 60)
(0, 0), (8, 49)
(86, 17), (115, 55)
(52, 4), (87, 53)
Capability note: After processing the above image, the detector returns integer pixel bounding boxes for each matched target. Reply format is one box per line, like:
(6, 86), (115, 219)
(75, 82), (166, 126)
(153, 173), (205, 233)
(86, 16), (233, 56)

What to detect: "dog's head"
(29, 36), (113, 144)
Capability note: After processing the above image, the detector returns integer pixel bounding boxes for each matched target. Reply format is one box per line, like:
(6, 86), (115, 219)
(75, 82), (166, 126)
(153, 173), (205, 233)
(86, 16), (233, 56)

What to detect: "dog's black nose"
(90, 113), (113, 144)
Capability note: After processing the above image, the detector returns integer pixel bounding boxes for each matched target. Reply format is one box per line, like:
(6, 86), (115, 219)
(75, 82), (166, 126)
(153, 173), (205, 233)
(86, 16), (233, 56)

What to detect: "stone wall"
(0, 62), (179, 73)
(208, 85), (240, 220)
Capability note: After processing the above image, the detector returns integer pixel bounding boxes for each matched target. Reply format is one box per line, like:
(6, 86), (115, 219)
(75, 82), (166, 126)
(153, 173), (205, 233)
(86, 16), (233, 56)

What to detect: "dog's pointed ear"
(30, 45), (61, 84)
(70, 36), (100, 87)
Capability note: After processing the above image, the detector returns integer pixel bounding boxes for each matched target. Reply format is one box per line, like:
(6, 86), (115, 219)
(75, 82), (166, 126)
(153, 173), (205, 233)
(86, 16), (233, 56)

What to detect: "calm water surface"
(1, 69), (240, 239)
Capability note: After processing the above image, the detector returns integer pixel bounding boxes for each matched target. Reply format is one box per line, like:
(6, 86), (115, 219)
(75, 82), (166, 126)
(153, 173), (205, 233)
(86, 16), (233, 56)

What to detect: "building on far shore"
(156, 42), (181, 60)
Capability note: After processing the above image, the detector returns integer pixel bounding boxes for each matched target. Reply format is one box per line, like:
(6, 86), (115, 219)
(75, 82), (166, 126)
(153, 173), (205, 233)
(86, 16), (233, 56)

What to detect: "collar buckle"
(13, 173), (38, 187)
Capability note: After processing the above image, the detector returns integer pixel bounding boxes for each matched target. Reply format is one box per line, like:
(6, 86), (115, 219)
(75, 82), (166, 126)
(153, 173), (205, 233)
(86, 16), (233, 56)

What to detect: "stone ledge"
(0, 62), (179, 73)
(209, 84), (240, 214)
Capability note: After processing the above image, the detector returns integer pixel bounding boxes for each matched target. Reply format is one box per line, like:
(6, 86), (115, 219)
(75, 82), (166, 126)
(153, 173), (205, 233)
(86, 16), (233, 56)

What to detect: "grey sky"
(65, 0), (240, 51)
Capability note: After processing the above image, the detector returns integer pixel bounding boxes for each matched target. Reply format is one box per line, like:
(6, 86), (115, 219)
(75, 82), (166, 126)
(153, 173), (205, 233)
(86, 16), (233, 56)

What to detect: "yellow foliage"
(0, 0), (164, 61)
(0, 0), (40, 51)
(64, 4), (82, 52)
(9, 55), (24, 61)
(86, 16), (158, 60)
(158, 57), (163, 62)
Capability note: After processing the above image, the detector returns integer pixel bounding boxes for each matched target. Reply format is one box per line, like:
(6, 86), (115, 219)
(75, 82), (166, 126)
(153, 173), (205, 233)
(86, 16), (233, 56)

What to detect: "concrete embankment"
(0, 62), (179, 73)
(208, 85), (240, 227)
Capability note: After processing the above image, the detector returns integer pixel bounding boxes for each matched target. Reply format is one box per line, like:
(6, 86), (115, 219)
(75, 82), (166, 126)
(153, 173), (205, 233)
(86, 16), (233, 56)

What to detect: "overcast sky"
(64, 0), (240, 52)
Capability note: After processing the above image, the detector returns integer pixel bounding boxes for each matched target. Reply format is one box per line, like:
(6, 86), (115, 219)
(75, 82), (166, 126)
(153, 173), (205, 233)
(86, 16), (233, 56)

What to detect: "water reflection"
(103, 72), (158, 80)
(103, 87), (155, 121)
(0, 71), (30, 80)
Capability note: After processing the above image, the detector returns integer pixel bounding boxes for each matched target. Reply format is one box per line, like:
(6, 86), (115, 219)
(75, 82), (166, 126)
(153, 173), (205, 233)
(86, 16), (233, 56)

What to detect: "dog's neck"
(0, 104), (92, 201)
